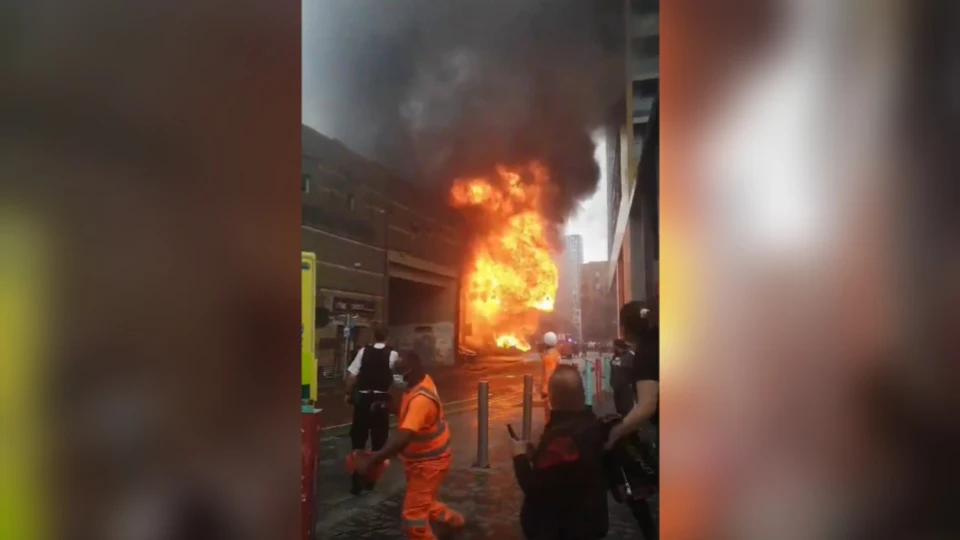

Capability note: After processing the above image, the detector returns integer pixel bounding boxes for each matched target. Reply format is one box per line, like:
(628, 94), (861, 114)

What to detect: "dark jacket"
(513, 409), (609, 540)
(599, 416), (659, 503)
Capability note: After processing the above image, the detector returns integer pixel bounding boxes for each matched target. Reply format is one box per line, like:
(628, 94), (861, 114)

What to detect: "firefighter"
(344, 326), (398, 494)
(354, 351), (464, 539)
(540, 331), (560, 425)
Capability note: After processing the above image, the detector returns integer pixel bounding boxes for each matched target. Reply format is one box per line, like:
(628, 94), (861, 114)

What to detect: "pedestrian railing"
(563, 354), (615, 408)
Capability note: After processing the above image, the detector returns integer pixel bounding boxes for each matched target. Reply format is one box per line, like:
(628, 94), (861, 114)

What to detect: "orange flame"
(451, 163), (558, 352)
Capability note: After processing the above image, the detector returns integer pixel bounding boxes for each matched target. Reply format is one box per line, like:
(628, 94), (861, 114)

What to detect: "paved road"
(315, 361), (655, 539)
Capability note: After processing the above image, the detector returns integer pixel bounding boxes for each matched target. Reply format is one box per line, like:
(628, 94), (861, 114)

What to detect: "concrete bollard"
(522, 374), (533, 440)
(474, 380), (490, 468)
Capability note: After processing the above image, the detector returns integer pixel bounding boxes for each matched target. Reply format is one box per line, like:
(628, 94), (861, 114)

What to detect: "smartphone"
(507, 424), (520, 441)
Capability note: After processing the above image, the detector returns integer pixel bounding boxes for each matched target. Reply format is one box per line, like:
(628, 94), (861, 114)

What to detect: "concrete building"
(554, 234), (585, 342)
(606, 0), (659, 307)
(581, 261), (618, 343)
(301, 125), (466, 378)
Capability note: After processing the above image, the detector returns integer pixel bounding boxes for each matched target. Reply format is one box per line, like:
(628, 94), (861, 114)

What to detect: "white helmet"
(543, 332), (558, 347)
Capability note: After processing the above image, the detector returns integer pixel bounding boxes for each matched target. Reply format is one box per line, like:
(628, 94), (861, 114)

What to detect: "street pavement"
(315, 357), (656, 539)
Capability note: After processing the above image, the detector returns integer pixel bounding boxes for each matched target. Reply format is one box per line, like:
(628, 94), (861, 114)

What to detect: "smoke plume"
(303, 0), (625, 223)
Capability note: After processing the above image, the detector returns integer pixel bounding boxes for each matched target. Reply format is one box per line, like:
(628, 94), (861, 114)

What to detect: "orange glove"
(346, 450), (389, 482)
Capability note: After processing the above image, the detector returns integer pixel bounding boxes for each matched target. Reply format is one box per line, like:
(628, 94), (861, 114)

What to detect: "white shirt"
(347, 343), (400, 377)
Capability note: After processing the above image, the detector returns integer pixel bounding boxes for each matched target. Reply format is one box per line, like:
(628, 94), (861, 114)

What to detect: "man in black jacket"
(511, 365), (609, 539)
(605, 298), (660, 538)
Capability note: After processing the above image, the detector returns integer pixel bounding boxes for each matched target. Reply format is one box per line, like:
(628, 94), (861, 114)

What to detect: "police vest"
(356, 346), (393, 392)
(398, 375), (452, 463)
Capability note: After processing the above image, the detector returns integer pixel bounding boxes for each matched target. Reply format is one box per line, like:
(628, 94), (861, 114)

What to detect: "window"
(302, 174), (311, 194)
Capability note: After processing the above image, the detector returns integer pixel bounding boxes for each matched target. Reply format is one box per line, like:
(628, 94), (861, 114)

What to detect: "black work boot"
(349, 472), (363, 496)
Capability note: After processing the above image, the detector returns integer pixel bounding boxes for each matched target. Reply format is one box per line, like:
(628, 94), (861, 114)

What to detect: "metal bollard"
(474, 380), (490, 468)
(522, 374), (533, 440)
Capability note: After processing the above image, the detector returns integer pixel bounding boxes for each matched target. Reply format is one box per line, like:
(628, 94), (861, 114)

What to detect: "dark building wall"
(302, 126), (390, 374)
(386, 180), (464, 269)
(301, 228), (386, 279)
(302, 125), (466, 290)
(389, 278), (459, 326)
(382, 162), (465, 367)
(302, 126), (388, 302)
(608, 0), (658, 302)
(302, 124), (466, 370)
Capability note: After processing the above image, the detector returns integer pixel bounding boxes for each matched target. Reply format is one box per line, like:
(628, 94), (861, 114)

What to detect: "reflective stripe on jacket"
(542, 348), (560, 389)
(399, 375), (452, 463)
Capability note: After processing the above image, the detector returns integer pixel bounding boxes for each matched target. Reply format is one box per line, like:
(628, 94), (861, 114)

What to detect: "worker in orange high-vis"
(540, 331), (560, 425)
(354, 351), (464, 539)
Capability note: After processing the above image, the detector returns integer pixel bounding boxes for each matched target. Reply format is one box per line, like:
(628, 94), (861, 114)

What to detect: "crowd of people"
(517, 298), (659, 539)
(342, 297), (660, 539)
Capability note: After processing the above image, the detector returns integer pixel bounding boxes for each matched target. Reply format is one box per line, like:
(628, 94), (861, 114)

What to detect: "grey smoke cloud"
(302, 0), (624, 223)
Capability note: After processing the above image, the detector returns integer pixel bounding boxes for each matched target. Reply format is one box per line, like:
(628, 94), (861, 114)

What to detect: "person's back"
(513, 365), (608, 539)
(540, 332), (561, 424)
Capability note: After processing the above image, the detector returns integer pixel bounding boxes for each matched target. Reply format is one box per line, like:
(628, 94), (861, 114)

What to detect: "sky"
(564, 136), (609, 263)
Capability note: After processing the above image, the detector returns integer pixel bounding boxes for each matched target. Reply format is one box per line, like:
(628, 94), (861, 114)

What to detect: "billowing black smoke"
(303, 0), (625, 223)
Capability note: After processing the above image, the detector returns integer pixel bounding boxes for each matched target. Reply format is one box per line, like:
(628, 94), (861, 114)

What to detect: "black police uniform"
(350, 346), (393, 452)
(610, 349), (636, 417)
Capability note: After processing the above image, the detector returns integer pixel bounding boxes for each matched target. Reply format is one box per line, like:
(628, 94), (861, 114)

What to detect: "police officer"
(605, 298), (660, 539)
(610, 339), (635, 417)
(344, 325), (399, 494)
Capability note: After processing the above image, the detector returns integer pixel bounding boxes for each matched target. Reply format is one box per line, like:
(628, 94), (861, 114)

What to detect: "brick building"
(581, 261), (618, 343)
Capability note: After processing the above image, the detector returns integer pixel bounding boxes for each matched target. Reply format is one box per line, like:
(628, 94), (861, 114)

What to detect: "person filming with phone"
(510, 364), (609, 539)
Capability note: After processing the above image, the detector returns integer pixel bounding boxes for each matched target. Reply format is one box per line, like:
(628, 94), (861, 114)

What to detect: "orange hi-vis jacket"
(398, 374), (452, 464)
(542, 347), (560, 390)
(541, 348), (560, 424)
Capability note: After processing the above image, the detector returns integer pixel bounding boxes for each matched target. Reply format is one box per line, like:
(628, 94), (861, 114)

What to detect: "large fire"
(450, 162), (558, 352)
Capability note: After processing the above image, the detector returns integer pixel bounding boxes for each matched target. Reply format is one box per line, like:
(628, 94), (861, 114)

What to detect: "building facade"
(607, 0), (659, 309)
(554, 234), (585, 342)
(581, 261), (618, 343)
(301, 125), (466, 377)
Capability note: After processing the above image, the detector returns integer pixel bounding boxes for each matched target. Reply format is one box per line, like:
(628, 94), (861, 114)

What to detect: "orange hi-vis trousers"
(401, 456), (463, 539)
